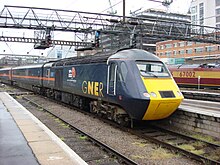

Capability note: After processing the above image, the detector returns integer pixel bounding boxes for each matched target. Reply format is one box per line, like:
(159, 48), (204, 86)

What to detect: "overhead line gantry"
(0, 5), (220, 50)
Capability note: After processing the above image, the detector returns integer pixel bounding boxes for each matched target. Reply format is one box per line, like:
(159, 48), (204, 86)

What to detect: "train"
(0, 48), (183, 126)
(168, 63), (220, 89)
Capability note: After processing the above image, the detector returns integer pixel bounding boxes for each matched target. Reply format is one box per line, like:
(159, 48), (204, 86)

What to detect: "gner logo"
(82, 81), (104, 97)
(68, 67), (76, 78)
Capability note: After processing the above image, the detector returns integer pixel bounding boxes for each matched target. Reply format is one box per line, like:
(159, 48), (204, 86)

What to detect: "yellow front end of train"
(136, 61), (184, 120)
(142, 78), (183, 120)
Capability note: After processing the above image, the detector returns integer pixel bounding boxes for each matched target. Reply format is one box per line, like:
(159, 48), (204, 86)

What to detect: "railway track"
(19, 95), (139, 165)
(14, 93), (220, 165)
(130, 126), (220, 165)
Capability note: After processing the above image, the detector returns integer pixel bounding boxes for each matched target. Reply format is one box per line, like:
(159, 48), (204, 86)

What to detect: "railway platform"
(180, 99), (220, 117)
(181, 90), (220, 101)
(0, 92), (87, 165)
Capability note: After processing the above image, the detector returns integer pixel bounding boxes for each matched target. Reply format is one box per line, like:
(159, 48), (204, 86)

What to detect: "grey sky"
(0, 0), (192, 56)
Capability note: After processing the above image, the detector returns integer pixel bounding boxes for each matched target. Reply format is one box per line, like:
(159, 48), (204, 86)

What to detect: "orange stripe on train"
(12, 75), (55, 81)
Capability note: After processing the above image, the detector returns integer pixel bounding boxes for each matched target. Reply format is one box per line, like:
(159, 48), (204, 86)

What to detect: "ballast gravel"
(16, 94), (199, 165)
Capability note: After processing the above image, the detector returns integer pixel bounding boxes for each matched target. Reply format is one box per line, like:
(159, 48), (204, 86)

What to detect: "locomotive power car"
(169, 63), (220, 89)
(0, 49), (184, 125)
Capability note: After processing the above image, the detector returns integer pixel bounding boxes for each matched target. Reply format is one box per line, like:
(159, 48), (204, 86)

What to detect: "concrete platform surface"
(180, 98), (220, 118)
(0, 92), (87, 165)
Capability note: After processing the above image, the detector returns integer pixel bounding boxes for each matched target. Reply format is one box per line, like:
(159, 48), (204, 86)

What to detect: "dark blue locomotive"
(0, 49), (183, 125)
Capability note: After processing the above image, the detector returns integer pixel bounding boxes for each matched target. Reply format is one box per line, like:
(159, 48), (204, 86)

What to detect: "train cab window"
(108, 63), (117, 95)
(120, 62), (128, 82)
(109, 63), (116, 85)
(136, 61), (170, 78)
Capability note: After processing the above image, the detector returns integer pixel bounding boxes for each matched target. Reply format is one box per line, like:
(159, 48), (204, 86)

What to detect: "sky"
(0, 0), (192, 57)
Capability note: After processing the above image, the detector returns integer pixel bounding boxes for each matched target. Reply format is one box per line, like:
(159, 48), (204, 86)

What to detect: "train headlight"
(177, 91), (182, 97)
(150, 92), (157, 98)
(143, 92), (150, 98)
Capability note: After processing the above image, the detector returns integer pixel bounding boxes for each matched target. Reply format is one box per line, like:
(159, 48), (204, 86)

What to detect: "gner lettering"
(82, 81), (104, 97)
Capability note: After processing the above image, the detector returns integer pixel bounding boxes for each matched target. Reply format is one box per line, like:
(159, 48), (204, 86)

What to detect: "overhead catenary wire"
(101, 0), (122, 13)
(4, 42), (14, 54)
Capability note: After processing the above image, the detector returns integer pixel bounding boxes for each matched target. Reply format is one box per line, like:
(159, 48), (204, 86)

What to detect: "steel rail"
(149, 124), (220, 148)
(22, 96), (139, 165)
(128, 127), (220, 165)
(19, 93), (220, 165)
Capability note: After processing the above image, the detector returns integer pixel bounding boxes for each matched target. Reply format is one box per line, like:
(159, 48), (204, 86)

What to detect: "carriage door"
(55, 68), (63, 90)
(107, 62), (117, 95)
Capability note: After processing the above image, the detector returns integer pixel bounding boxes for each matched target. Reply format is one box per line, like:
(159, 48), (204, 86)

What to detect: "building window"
(165, 44), (172, 48)
(165, 51), (171, 57)
(191, 15), (198, 25)
(160, 52), (163, 56)
(216, 0), (220, 6)
(186, 42), (193, 46)
(160, 45), (164, 49)
(191, 6), (197, 14)
(195, 47), (203, 53)
(179, 42), (185, 47)
(186, 49), (193, 54)
(216, 8), (220, 15)
(199, 18), (204, 26)
(173, 50), (177, 56)
(199, 3), (204, 25)
(173, 43), (178, 47)
(216, 16), (220, 23)
(179, 49), (185, 54)
(206, 46), (215, 52)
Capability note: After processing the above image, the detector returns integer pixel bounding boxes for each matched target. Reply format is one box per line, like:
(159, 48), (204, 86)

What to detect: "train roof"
(169, 63), (220, 69)
(109, 49), (160, 61)
(0, 67), (12, 71)
(12, 64), (44, 70)
(43, 62), (55, 67)
(53, 49), (159, 66)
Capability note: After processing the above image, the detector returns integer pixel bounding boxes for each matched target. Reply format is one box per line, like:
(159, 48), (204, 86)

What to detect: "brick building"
(156, 40), (220, 64)
(155, 0), (220, 65)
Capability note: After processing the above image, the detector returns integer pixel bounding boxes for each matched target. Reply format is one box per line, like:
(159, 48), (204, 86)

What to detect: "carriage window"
(136, 61), (170, 78)
(46, 69), (50, 77)
(50, 71), (55, 78)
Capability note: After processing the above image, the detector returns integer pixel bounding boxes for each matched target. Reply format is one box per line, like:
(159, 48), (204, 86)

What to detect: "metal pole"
(123, 0), (125, 23)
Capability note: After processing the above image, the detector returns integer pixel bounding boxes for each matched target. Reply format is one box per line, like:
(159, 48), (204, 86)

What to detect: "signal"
(130, 33), (137, 48)
(94, 31), (100, 48)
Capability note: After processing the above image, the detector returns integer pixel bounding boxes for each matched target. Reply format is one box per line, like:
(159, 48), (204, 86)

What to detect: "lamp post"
(198, 76), (200, 90)
(123, 0), (125, 23)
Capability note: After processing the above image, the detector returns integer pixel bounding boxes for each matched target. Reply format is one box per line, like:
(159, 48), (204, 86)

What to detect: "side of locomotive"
(45, 49), (183, 124)
(169, 64), (220, 89)
(0, 49), (184, 125)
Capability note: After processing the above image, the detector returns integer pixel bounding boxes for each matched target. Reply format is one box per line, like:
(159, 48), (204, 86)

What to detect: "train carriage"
(42, 62), (55, 90)
(0, 67), (12, 84)
(12, 64), (43, 92)
(169, 64), (220, 89)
